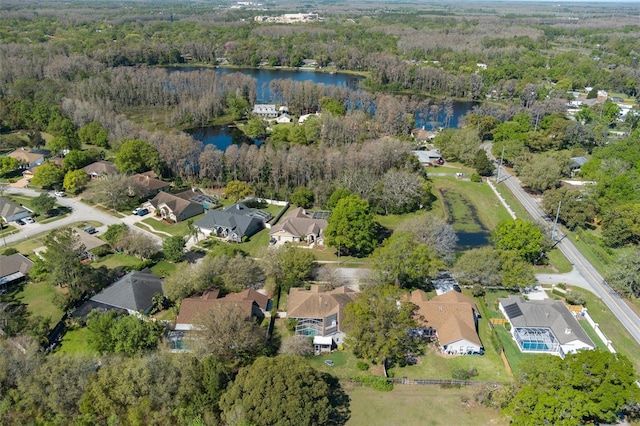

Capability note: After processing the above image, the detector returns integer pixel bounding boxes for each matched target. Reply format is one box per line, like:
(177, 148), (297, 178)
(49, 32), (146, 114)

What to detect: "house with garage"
(269, 207), (327, 246)
(0, 198), (31, 223)
(86, 269), (164, 316)
(194, 202), (270, 242)
(82, 160), (117, 179)
(411, 149), (444, 166)
(286, 285), (359, 347)
(174, 188), (219, 210)
(0, 253), (34, 292)
(7, 148), (46, 169)
(409, 290), (483, 355)
(499, 295), (594, 358)
(174, 288), (268, 331)
(143, 191), (204, 223)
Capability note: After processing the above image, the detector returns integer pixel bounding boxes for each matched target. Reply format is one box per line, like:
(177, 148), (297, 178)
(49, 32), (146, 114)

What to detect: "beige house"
(286, 285), (358, 346)
(409, 290), (483, 355)
(143, 191), (204, 223)
(269, 207), (327, 246)
(82, 160), (117, 179)
(132, 172), (171, 197)
(7, 149), (45, 169)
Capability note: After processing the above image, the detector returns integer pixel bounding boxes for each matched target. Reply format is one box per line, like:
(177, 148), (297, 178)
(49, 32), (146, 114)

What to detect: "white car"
(23, 217), (35, 224)
(54, 191), (66, 197)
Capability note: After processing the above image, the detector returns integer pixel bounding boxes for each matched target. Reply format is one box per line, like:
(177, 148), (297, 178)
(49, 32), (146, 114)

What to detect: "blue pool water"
(521, 341), (549, 351)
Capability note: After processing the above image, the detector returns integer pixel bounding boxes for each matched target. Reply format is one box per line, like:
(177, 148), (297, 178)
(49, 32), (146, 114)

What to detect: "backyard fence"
(581, 308), (617, 353)
(385, 378), (496, 387)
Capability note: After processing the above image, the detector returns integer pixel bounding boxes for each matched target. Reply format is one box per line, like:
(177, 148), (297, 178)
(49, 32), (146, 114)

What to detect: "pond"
(440, 188), (491, 250)
(175, 66), (475, 150)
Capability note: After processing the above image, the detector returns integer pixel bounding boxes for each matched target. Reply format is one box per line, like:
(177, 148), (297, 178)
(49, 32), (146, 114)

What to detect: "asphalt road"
(2, 187), (163, 245)
(496, 165), (640, 346)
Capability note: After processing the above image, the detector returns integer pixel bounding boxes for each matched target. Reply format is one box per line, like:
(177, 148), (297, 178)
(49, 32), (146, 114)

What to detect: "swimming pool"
(521, 340), (550, 351)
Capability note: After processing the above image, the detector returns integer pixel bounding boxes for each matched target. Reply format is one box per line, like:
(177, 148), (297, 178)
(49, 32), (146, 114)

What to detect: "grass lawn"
(541, 249), (573, 274)
(569, 287), (640, 372)
(92, 253), (143, 269)
(151, 260), (177, 277)
(15, 281), (65, 323)
(346, 384), (506, 426)
(375, 210), (430, 231)
(307, 351), (363, 381)
(141, 213), (206, 236)
(0, 225), (18, 239)
(579, 318), (608, 351)
(237, 227), (272, 257)
(56, 327), (97, 355)
(494, 181), (533, 221)
(494, 325), (541, 376)
(432, 176), (512, 232)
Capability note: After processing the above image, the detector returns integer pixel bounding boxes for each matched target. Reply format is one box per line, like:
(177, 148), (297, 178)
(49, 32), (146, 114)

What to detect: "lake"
(175, 67), (474, 149)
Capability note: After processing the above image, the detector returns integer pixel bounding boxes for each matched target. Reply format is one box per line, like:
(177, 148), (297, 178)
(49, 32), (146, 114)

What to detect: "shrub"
(504, 322), (511, 331)
(471, 284), (485, 297)
(285, 318), (298, 333)
(91, 245), (113, 258)
(356, 361), (370, 371)
(352, 375), (393, 391)
(556, 283), (567, 290)
(452, 366), (470, 380)
(470, 173), (482, 182)
(564, 291), (585, 306)
(1, 247), (18, 256)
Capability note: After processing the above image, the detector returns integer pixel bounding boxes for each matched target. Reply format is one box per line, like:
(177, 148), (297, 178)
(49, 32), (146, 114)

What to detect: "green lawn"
(15, 281), (65, 324)
(579, 318), (608, 351)
(307, 351), (363, 380)
(151, 260), (177, 277)
(494, 325), (541, 376)
(494, 181), (533, 221)
(569, 287), (640, 372)
(541, 249), (573, 274)
(375, 210), (430, 231)
(346, 384), (507, 426)
(141, 213), (206, 237)
(237, 227), (272, 257)
(56, 327), (97, 355)
(92, 253), (143, 269)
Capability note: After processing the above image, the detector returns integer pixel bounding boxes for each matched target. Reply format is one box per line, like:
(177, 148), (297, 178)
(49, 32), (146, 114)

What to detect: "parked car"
(15, 219), (25, 226)
(132, 207), (142, 215)
(83, 226), (97, 234)
(54, 191), (66, 197)
(135, 208), (149, 216)
(23, 217), (35, 224)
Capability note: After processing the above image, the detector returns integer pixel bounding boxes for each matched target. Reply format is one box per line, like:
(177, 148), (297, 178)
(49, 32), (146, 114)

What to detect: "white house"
(252, 104), (279, 118)
(0, 198), (31, 223)
(499, 296), (594, 358)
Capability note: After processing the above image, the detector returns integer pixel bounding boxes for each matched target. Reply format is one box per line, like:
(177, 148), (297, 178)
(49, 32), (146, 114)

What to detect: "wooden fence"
(385, 378), (496, 387)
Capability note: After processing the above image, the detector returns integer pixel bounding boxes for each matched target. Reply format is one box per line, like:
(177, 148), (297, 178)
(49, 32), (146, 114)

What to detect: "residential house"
(286, 285), (359, 346)
(499, 295), (595, 358)
(411, 150), (444, 166)
(194, 202), (270, 242)
(0, 253), (34, 292)
(7, 149), (45, 169)
(569, 156), (589, 177)
(174, 188), (219, 210)
(269, 207), (327, 246)
(88, 269), (164, 316)
(411, 128), (438, 144)
(0, 198), (31, 223)
(143, 191), (204, 223)
(409, 290), (483, 355)
(132, 172), (171, 197)
(83, 160), (117, 179)
(276, 113), (292, 124)
(251, 104), (279, 118)
(175, 288), (268, 331)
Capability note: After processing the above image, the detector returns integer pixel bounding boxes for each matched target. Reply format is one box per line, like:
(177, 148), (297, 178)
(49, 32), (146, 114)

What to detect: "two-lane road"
(497, 168), (640, 345)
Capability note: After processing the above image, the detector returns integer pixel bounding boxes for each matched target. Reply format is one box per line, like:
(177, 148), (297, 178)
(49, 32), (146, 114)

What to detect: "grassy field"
(92, 253), (143, 269)
(15, 281), (65, 323)
(345, 384), (506, 426)
(569, 287), (640, 372)
(56, 327), (96, 355)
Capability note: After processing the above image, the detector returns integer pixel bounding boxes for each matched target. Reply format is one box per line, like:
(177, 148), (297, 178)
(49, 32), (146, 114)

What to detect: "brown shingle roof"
(287, 285), (358, 327)
(7, 150), (44, 164)
(132, 173), (170, 192)
(147, 191), (197, 216)
(176, 288), (269, 326)
(270, 207), (327, 238)
(0, 253), (34, 277)
(411, 290), (481, 347)
(83, 160), (117, 176)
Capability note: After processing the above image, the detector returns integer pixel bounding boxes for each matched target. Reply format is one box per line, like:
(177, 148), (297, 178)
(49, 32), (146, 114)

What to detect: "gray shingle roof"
(0, 198), (29, 219)
(90, 269), (163, 313)
(499, 296), (594, 346)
